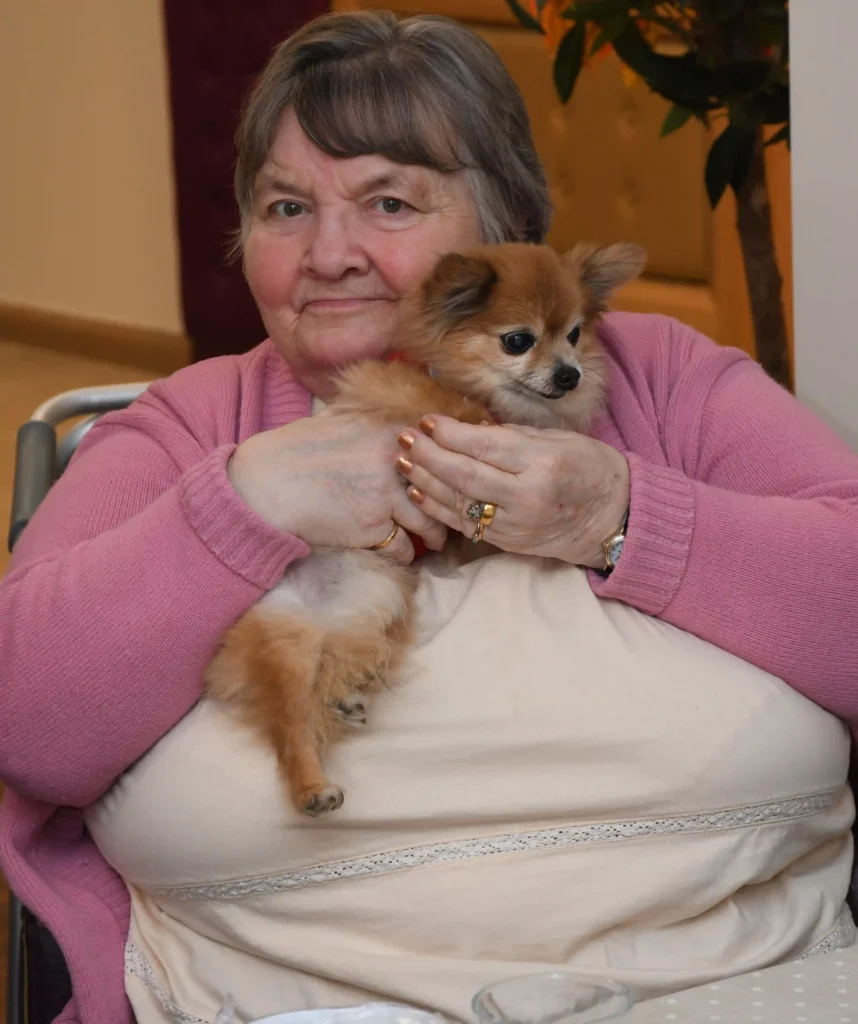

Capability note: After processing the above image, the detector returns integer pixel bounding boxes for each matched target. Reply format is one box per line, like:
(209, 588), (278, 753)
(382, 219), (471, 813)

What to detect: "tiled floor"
(0, 338), (158, 1023)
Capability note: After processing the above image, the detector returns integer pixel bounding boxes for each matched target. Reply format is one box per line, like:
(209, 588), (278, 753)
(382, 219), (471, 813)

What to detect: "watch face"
(608, 536), (625, 566)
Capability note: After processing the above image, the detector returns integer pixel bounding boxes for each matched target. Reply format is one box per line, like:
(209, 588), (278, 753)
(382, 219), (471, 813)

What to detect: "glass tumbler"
(472, 971), (633, 1024)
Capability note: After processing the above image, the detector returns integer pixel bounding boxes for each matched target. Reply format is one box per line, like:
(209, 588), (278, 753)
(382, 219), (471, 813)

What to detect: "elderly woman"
(2, 10), (858, 1024)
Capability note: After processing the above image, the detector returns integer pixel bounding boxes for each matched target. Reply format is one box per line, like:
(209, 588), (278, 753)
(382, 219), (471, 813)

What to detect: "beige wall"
(0, 0), (183, 335)
(791, 1), (858, 448)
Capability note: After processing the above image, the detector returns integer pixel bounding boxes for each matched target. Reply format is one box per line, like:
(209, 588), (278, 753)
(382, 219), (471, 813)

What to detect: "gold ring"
(470, 502), (497, 544)
(479, 502), (497, 527)
(371, 523), (399, 550)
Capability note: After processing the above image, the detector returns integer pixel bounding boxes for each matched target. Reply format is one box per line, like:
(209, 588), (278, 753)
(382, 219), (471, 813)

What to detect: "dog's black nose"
(552, 364), (581, 392)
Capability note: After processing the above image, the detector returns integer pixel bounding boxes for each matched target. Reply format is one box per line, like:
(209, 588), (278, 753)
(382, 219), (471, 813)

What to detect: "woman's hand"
(227, 410), (447, 565)
(397, 416), (630, 569)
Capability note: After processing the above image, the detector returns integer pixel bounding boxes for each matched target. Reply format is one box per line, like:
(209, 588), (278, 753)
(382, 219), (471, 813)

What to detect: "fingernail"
(396, 456), (413, 474)
(419, 416), (436, 437)
(408, 486), (425, 505)
(397, 432), (415, 450)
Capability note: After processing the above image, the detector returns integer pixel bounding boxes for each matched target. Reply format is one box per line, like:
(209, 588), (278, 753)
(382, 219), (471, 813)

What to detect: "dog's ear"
(563, 242), (647, 308)
(421, 252), (498, 329)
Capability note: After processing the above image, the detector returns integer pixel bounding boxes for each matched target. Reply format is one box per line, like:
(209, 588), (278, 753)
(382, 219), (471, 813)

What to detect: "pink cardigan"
(2, 313), (858, 1024)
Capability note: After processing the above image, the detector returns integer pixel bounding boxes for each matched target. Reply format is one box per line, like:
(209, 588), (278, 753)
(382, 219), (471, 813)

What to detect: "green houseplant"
(507, 0), (791, 390)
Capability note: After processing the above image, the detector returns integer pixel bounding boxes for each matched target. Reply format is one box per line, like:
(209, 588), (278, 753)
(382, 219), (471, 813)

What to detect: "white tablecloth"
(626, 944), (858, 1023)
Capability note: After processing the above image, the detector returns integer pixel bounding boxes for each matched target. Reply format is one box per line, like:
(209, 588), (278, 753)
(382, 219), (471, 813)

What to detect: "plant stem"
(734, 134), (792, 391)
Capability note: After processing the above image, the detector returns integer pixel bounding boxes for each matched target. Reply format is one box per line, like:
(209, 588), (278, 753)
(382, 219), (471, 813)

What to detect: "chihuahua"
(205, 241), (646, 815)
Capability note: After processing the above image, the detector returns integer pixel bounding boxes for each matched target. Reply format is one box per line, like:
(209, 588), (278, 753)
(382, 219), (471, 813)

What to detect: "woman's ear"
(563, 242), (647, 308)
(421, 252), (498, 330)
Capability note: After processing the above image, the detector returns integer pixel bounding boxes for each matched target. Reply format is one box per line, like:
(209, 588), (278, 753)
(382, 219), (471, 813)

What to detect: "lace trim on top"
(125, 942), (211, 1024)
(153, 791), (840, 902)
(797, 908), (857, 959)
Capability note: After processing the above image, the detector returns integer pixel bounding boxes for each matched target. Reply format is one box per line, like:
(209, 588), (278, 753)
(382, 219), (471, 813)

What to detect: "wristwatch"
(596, 507), (630, 577)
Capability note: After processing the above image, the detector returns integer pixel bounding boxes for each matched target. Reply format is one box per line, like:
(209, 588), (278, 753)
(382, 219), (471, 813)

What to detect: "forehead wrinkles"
(258, 144), (443, 204)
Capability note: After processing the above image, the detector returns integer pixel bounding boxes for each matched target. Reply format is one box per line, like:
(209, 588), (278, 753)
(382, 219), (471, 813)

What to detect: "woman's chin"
(275, 327), (396, 395)
(297, 305), (398, 365)
(317, 334), (394, 368)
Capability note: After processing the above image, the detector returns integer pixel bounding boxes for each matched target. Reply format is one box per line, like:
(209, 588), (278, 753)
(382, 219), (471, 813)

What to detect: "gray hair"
(233, 10), (552, 246)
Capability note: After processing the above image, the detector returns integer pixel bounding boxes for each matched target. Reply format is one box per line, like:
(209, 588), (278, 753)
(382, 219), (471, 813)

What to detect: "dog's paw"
(302, 785), (345, 816)
(332, 695), (367, 727)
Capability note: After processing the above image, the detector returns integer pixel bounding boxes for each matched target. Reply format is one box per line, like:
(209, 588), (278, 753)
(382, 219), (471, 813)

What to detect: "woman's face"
(243, 109), (483, 396)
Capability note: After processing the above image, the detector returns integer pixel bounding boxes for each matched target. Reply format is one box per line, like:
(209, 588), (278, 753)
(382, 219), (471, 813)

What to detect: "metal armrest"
(7, 383), (150, 550)
(29, 382), (151, 427)
(8, 422), (57, 552)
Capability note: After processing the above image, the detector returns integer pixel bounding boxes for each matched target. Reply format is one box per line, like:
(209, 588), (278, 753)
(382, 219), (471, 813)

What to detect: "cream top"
(86, 548), (855, 1024)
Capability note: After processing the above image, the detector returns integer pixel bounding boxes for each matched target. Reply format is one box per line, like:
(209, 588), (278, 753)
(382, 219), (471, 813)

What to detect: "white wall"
(791, 1), (858, 448)
(0, 0), (183, 336)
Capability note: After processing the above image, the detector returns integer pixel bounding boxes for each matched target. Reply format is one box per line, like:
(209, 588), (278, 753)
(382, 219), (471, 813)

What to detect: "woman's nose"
(303, 209), (370, 279)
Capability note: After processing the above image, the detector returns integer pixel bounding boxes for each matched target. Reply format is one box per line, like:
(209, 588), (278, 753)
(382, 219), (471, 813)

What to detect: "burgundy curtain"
(162, 0), (328, 362)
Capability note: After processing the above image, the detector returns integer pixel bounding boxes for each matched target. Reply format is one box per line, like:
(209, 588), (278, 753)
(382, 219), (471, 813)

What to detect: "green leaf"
(704, 124), (756, 208)
(553, 21), (587, 104)
(612, 22), (721, 111)
(713, 0), (746, 21)
(504, 0), (544, 33)
(588, 13), (629, 56)
(660, 104), (694, 138)
(765, 123), (790, 149)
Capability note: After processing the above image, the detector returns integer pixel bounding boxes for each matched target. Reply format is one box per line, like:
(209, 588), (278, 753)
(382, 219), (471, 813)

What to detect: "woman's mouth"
(303, 297), (390, 312)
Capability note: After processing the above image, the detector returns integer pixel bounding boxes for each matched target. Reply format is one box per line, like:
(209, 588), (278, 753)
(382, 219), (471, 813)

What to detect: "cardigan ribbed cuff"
(589, 453), (696, 615)
(179, 444), (309, 590)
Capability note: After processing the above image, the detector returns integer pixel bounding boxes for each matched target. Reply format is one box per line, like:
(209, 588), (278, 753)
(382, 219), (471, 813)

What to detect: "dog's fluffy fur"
(205, 241), (646, 815)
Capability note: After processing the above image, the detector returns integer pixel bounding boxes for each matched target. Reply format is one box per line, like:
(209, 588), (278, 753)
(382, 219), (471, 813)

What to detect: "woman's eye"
(375, 197), (407, 214)
(500, 330), (537, 355)
(567, 325), (582, 346)
(269, 200), (304, 218)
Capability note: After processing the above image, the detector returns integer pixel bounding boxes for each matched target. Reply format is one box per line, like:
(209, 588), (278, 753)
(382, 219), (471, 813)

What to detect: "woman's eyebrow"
(255, 173), (312, 200)
(354, 171), (418, 197)
(255, 169), (428, 201)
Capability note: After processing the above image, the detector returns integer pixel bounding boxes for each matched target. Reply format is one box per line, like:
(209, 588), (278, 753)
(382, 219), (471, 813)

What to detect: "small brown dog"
(205, 241), (646, 815)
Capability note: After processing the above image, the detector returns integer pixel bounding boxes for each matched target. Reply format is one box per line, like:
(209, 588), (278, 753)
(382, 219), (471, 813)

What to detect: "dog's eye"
(567, 325), (582, 346)
(500, 330), (536, 355)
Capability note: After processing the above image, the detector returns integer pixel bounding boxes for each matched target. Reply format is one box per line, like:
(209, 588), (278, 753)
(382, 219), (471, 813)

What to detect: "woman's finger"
(391, 487), (448, 551)
(501, 423), (543, 437)
(370, 521), (416, 566)
(405, 435), (513, 512)
(407, 486), (476, 540)
(504, 423), (576, 440)
(399, 458), (498, 525)
(418, 416), (534, 473)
